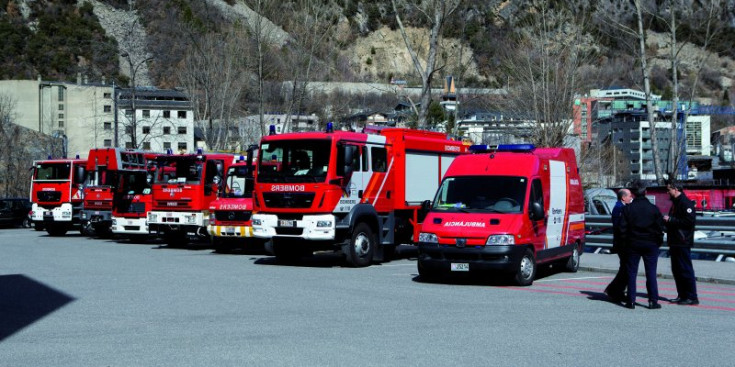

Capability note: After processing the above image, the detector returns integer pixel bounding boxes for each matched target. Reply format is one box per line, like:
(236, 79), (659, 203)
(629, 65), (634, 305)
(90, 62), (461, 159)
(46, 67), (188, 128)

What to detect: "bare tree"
(499, 1), (590, 147)
(392, 0), (460, 129)
(178, 26), (250, 151)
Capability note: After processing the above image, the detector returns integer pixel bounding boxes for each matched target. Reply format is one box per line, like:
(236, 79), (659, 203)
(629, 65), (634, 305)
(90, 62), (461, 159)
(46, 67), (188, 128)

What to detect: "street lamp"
(120, 51), (153, 149)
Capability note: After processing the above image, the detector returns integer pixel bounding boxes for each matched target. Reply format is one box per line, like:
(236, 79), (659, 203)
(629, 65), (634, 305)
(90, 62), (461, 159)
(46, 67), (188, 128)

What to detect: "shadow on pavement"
(0, 274), (75, 342)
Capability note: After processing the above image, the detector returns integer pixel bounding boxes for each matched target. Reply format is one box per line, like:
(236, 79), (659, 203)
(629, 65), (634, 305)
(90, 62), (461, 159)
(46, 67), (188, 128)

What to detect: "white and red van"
(417, 144), (585, 285)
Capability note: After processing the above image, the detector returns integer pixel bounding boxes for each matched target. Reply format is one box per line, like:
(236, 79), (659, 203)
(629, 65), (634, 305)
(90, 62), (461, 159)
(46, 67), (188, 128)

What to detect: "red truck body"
(110, 153), (159, 239)
(417, 144), (585, 285)
(80, 148), (150, 236)
(147, 151), (236, 246)
(251, 126), (469, 266)
(206, 149), (261, 252)
(29, 158), (87, 236)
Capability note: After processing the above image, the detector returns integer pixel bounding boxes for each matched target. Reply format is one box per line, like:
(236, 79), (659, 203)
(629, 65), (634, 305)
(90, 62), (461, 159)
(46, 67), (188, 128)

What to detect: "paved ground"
(1, 228), (734, 366)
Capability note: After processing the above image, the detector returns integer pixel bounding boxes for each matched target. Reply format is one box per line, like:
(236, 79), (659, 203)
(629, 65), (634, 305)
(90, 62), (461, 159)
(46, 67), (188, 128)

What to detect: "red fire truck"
(111, 153), (159, 240)
(29, 157), (88, 236)
(147, 150), (236, 246)
(207, 146), (262, 252)
(417, 144), (585, 285)
(251, 125), (469, 266)
(80, 148), (150, 236)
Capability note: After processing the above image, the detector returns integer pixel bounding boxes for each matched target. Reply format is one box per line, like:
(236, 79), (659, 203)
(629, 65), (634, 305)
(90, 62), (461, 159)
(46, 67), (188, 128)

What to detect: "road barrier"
(584, 214), (735, 261)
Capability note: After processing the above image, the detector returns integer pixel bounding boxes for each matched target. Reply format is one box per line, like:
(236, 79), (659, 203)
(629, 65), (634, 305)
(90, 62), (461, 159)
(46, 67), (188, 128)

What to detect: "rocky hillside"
(1, 0), (734, 103)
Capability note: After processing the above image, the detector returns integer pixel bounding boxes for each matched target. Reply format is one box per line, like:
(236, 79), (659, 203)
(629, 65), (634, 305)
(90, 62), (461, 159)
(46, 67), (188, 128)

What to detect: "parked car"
(0, 198), (32, 228)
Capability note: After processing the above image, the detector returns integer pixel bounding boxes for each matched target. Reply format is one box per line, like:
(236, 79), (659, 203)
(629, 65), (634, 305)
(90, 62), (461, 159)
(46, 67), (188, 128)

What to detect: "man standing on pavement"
(619, 180), (665, 309)
(604, 188), (632, 303)
(664, 181), (699, 306)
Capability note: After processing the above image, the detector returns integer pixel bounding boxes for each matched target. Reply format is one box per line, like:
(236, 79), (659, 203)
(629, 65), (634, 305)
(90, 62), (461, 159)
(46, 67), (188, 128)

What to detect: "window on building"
(142, 110), (150, 118)
(125, 142), (133, 149)
(103, 139), (112, 147)
(58, 121), (64, 128)
(163, 142), (171, 149)
(142, 126), (150, 134)
(178, 142), (187, 151)
(163, 110), (171, 118)
(163, 126), (171, 135)
(58, 113), (64, 119)
(104, 92), (112, 99)
(178, 126), (187, 134)
(58, 104), (64, 111)
(58, 87), (64, 101)
(104, 122), (112, 130)
(142, 142), (151, 150)
(125, 126), (133, 134)
(178, 111), (187, 119)
(104, 105), (112, 113)
(125, 109), (133, 117)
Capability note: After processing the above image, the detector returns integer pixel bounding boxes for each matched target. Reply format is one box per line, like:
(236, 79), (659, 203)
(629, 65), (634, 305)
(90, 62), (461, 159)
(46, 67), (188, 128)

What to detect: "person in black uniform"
(619, 180), (665, 309)
(604, 188), (632, 303)
(663, 181), (699, 305)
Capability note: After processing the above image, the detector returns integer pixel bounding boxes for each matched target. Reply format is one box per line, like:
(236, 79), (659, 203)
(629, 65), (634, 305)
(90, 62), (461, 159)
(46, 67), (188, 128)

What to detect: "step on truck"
(251, 124), (469, 266)
(416, 144), (585, 285)
(147, 150), (235, 247)
(110, 153), (159, 240)
(207, 146), (263, 253)
(80, 148), (150, 236)
(29, 157), (87, 236)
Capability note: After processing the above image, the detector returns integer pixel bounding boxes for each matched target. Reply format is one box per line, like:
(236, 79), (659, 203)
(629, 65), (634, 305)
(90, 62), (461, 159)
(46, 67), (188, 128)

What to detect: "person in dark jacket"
(663, 181), (699, 305)
(619, 180), (665, 309)
(604, 188), (632, 303)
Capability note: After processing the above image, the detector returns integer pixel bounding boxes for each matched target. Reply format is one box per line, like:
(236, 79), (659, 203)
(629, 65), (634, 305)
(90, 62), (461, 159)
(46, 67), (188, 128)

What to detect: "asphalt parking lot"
(1, 228), (734, 366)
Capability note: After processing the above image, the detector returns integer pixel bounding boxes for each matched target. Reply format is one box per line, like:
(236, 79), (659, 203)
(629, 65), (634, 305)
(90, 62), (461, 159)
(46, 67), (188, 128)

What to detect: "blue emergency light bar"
(326, 122), (334, 133)
(197, 148), (203, 155)
(269, 125), (276, 135)
(469, 144), (536, 153)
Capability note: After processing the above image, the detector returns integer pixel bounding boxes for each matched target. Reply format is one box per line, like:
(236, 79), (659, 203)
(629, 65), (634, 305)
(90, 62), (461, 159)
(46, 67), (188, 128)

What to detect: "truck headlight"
(316, 220), (332, 228)
(112, 219), (117, 225)
(62, 211), (71, 218)
(81, 212), (87, 219)
(418, 232), (438, 243)
(252, 218), (262, 226)
(486, 235), (515, 245)
(209, 213), (216, 223)
(186, 215), (196, 224)
(148, 213), (157, 222)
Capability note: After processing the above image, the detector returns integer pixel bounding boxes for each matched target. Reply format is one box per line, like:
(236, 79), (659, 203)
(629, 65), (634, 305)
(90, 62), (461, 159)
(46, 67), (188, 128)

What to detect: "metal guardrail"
(584, 215), (735, 261)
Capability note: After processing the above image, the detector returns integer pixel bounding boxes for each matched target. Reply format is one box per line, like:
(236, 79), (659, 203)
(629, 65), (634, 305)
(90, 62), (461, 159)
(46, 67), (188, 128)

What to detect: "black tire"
(565, 244), (580, 273)
(34, 223), (44, 231)
(46, 224), (67, 237)
(513, 248), (536, 286)
(164, 231), (187, 248)
(344, 222), (375, 267)
(417, 261), (439, 282)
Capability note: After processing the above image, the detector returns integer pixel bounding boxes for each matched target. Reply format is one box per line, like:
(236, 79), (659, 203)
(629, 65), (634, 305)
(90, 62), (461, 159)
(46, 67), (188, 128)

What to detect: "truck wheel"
(344, 222), (375, 267)
(46, 224), (67, 237)
(513, 248), (536, 286)
(564, 244), (580, 273)
(164, 231), (187, 248)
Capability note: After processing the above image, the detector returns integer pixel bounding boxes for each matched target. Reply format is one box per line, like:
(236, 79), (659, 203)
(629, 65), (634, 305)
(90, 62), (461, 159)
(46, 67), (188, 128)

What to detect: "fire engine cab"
(111, 153), (159, 239)
(147, 150), (235, 246)
(417, 144), (585, 285)
(251, 124), (469, 266)
(207, 146), (261, 252)
(80, 148), (150, 236)
(29, 157), (87, 236)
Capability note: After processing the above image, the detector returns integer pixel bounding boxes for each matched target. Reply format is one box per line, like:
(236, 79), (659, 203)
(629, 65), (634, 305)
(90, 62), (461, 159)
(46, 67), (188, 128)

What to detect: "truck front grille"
(215, 211), (252, 222)
(37, 191), (61, 202)
(262, 193), (315, 209)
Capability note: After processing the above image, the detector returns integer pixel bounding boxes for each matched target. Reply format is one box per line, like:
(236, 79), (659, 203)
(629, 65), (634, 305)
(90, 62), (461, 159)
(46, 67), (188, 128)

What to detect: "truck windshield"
(223, 166), (254, 198)
(257, 139), (331, 183)
(153, 158), (203, 184)
(433, 176), (528, 214)
(120, 171), (150, 195)
(34, 163), (71, 180)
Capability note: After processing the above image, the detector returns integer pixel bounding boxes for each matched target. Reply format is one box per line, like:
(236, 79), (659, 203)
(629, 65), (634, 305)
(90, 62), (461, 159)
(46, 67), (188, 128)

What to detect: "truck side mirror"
(74, 166), (86, 185)
(343, 146), (354, 181)
(421, 199), (432, 212)
(530, 202), (544, 221)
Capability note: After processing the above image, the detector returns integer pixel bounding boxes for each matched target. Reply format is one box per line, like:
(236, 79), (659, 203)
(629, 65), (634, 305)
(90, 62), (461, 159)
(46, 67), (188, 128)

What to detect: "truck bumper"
(252, 213), (336, 241)
(208, 225), (254, 238)
(80, 210), (112, 224)
(32, 203), (74, 223)
(417, 243), (527, 273)
(111, 217), (148, 235)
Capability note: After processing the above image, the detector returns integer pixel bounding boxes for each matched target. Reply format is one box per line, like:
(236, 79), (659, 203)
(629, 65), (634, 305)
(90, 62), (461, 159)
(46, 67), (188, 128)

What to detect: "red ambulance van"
(417, 144), (585, 285)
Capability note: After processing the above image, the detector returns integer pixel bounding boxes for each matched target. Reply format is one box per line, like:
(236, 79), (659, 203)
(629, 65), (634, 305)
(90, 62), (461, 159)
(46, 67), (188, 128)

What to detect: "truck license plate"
(279, 220), (295, 227)
(451, 263), (470, 272)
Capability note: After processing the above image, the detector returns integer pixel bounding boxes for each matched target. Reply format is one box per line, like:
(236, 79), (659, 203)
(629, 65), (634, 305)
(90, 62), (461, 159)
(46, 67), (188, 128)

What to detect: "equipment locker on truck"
(251, 124), (469, 266)
(417, 144), (585, 285)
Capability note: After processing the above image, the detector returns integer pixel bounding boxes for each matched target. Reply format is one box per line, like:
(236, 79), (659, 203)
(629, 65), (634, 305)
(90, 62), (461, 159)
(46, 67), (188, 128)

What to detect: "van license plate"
(279, 220), (295, 227)
(451, 263), (469, 272)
